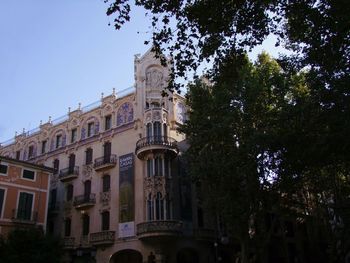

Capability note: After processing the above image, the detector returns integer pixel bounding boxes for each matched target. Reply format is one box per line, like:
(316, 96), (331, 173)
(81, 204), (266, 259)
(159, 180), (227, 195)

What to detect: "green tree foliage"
(0, 228), (63, 263)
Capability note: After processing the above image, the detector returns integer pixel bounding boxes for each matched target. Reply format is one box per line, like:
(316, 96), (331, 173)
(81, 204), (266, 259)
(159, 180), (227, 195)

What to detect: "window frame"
(105, 115), (112, 131)
(71, 128), (77, 143)
(87, 122), (94, 137)
(16, 191), (35, 221)
(101, 211), (110, 231)
(41, 140), (47, 154)
(56, 134), (62, 149)
(0, 187), (7, 219)
(28, 145), (34, 159)
(21, 168), (36, 181)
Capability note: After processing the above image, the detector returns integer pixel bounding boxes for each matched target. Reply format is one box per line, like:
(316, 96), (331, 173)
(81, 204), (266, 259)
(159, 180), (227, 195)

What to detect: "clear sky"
(0, 1), (287, 143)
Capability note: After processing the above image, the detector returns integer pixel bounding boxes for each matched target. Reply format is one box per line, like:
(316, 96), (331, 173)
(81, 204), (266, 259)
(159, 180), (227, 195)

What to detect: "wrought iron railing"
(59, 166), (79, 179)
(73, 194), (96, 207)
(90, 231), (115, 244)
(135, 136), (178, 152)
(93, 154), (117, 169)
(12, 209), (38, 223)
(137, 220), (183, 236)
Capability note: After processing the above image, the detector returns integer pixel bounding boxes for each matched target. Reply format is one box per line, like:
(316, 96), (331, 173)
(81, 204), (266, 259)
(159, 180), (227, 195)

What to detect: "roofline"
(0, 155), (54, 173)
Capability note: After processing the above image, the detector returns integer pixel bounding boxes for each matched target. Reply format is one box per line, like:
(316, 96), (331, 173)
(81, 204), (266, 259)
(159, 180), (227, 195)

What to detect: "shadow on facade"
(110, 249), (143, 263)
(176, 248), (199, 263)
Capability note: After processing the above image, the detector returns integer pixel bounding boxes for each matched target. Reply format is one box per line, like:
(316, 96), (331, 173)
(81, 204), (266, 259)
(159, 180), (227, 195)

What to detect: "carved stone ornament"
(146, 68), (163, 89)
(144, 176), (170, 199)
(82, 164), (93, 179)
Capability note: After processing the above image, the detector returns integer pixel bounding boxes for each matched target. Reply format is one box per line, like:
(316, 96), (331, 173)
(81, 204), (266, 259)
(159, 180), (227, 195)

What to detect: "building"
(0, 155), (53, 236)
(0, 49), (216, 263)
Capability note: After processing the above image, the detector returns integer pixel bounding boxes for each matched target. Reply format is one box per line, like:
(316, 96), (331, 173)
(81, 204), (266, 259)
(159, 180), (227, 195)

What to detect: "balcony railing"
(93, 154), (117, 171)
(73, 194), (96, 209)
(90, 231), (115, 246)
(11, 209), (38, 224)
(135, 136), (178, 159)
(137, 220), (183, 239)
(59, 166), (79, 181)
(63, 237), (75, 249)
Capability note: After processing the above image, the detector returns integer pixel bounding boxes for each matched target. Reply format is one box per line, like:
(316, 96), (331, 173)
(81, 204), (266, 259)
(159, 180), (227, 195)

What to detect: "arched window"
(156, 192), (164, 220)
(147, 193), (154, 221)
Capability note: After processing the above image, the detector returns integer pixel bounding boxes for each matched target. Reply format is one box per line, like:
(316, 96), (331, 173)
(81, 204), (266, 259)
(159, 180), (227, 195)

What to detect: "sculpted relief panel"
(146, 68), (163, 90)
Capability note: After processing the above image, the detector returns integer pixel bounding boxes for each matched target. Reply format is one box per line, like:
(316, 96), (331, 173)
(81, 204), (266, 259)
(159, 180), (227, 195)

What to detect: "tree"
(0, 228), (63, 263)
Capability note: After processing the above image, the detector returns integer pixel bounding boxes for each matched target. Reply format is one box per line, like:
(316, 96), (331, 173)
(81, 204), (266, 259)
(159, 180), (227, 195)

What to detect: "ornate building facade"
(0, 50), (216, 263)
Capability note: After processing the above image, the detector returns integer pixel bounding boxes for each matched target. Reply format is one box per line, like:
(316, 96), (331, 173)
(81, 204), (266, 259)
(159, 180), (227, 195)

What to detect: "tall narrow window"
(85, 148), (93, 165)
(56, 134), (62, 149)
(102, 175), (110, 192)
(49, 189), (57, 209)
(105, 115), (111, 130)
(71, 128), (77, 143)
(153, 122), (161, 141)
(147, 159), (153, 177)
(84, 180), (91, 199)
(154, 156), (163, 176)
(163, 124), (167, 139)
(68, 154), (75, 173)
(66, 184), (73, 201)
(16, 150), (21, 160)
(28, 145), (34, 159)
(65, 218), (71, 236)
(17, 192), (33, 220)
(103, 142), (111, 163)
(41, 140), (47, 154)
(101, 211), (110, 231)
(82, 214), (90, 236)
(146, 123), (152, 140)
(156, 192), (164, 220)
(147, 194), (154, 221)
(53, 159), (59, 175)
(87, 122), (94, 137)
(164, 157), (170, 177)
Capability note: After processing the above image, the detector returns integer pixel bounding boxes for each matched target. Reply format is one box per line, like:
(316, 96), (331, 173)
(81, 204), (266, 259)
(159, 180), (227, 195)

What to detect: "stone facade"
(0, 49), (215, 263)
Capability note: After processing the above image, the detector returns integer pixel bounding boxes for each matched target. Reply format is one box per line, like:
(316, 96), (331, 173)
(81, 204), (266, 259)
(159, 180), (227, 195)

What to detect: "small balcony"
(63, 237), (75, 249)
(136, 220), (183, 240)
(11, 209), (38, 224)
(93, 154), (117, 171)
(135, 136), (178, 159)
(59, 166), (79, 182)
(90, 231), (115, 246)
(73, 194), (96, 209)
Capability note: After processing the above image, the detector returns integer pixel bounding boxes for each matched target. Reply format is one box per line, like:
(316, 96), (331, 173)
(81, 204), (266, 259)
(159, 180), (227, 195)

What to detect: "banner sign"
(118, 153), (135, 237)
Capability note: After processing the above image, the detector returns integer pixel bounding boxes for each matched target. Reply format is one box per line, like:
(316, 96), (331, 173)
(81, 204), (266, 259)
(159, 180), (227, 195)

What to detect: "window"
(68, 154), (75, 173)
(87, 122), (94, 137)
(66, 184), (73, 201)
(147, 194), (154, 221)
(102, 175), (110, 192)
(53, 159), (59, 175)
(146, 123), (152, 139)
(0, 164), (8, 175)
(0, 188), (5, 218)
(164, 157), (170, 177)
(154, 156), (163, 176)
(17, 192), (34, 220)
(156, 192), (164, 220)
(16, 151), (20, 160)
(153, 121), (161, 140)
(49, 189), (57, 209)
(22, 169), (35, 181)
(41, 140), (47, 154)
(71, 128), (77, 143)
(147, 159), (153, 177)
(82, 214), (90, 235)
(85, 148), (93, 165)
(84, 180), (91, 198)
(56, 134), (62, 149)
(105, 115), (111, 130)
(28, 145), (34, 159)
(65, 218), (71, 236)
(101, 211), (110, 231)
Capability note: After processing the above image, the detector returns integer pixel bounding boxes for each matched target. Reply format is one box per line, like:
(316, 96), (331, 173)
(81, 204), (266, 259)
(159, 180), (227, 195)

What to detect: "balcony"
(90, 231), (115, 246)
(59, 166), (79, 182)
(73, 194), (96, 209)
(93, 154), (117, 171)
(136, 220), (183, 240)
(135, 136), (178, 159)
(11, 209), (38, 224)
(63, 237), (75, 249)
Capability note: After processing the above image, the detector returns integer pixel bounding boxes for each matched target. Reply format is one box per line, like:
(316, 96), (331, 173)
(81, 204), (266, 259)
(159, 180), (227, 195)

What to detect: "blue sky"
(0, 1), (287, 143)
